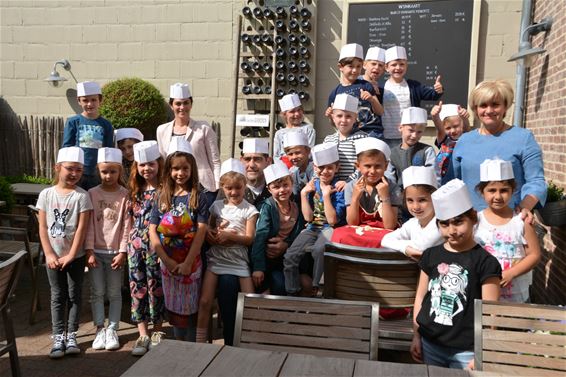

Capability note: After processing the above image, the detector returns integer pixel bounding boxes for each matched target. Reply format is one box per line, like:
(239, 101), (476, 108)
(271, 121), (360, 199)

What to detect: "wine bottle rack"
(233, 0), (317, 156)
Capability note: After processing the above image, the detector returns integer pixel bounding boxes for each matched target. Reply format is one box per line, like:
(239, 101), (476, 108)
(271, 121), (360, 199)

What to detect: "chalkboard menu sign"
(346, 0), (479, 113)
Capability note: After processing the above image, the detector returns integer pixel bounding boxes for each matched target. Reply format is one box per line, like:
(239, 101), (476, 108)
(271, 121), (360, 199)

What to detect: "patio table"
(10, 183), (50, 205)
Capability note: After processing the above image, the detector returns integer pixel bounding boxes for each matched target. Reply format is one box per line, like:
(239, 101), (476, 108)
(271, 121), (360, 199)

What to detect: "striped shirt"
(323, 130), (368, 182)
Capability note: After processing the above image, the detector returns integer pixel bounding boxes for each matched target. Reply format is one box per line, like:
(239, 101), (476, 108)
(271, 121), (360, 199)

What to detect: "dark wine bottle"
(299, 47), (311, 59)
(252, 34), (262, 44)
(298, 91), (310, 101)
(298, 74), (310, 86)
(240, 127), (252, 137)
(288, 33), (298, 45)
(276, 60), (286, 71)
(262, 62), (273, 73)
(276, 72), (286, 83)
(288, 46), (299, 58)
(300, 20), (312, 32)
(261, 33), (273, 45)
(276, 48), (286, 58)
(299, 60), (310, 72)
(274, 35), (286, 46)
(242, 85), (252, 95)
(300, 8), (312, 18)
(242, 7), (252, 18)
(299, 34), (310, 45)
(253, 86), (263, 95)
(275, 20), (286, 32)
(276, 89), (286, 98)
(264, 85), (272, 95)
(287, 60), (298, 72)
(240, 61), (252, 72)
(289, 19), (300, 31)
(289, 5), (299, 17)
(276, 7), (286, 18)
(287, 73), (297, 85)
(288, 88), (297, 95)
(252, 61), (262, 72)
(253, 7), (264, 19)
(241, 34), (252, 44)
(263, 8), (275, 19)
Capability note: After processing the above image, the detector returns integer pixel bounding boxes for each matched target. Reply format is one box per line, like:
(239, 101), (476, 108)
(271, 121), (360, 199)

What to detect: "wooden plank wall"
(0, 114), (64, 179)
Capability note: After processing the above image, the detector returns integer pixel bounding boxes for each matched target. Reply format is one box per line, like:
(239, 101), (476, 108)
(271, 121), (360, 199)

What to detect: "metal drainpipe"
(513, 0), (533, 128)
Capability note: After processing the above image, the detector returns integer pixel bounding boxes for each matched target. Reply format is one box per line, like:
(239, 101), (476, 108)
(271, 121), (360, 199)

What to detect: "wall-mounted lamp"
(508, 17), (553, 67)
(44, 59), (78, 87)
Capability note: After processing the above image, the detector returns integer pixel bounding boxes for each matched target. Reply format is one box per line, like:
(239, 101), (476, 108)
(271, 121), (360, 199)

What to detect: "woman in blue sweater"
(452, 80), (546, 214)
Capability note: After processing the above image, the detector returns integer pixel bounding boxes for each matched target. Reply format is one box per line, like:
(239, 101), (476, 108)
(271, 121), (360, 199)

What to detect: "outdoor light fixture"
(44, 59), (78, 87)
(508, 17), (553, 67)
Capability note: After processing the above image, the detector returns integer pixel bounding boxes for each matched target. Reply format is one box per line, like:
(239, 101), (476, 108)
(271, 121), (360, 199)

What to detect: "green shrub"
(99, 77), (168, 138)
(0, 176), (15, 213)
(547, 181), (565, 202)
(5, 174), (52, 185)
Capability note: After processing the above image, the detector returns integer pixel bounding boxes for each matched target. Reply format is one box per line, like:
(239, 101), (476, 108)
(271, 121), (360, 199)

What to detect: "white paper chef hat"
(264, 161), (290, 185)
(220, 158), (246, 177)
(439, 104), (460, 121)
(431, 179), (473, 221)
(283, 131), (309, 149)
(402, 166), (438, 189)
(339, 43), (364, 61)
(312, 143), (339, 166)
(97, 147), (123, 164)
(480, 159), (514, 182)
(167, 137), (193, 156)
(170, 82), (191, 99)
(76, 81), (101, 97)
(401, 107), (428, 125)
(133, 141), (160, 163)
(279, 93), (302, 112)
(385, 46), (407, 63)
(57, 147), (84, 165)
(332, 93), (359, 113)
(354, 137), (391, 160)
(242, 138), (270, 155)
(365, 46), (386, 62)
(115, 128), (144, 143)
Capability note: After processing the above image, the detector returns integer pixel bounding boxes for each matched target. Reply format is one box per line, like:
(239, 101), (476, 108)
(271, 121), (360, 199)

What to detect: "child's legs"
(216, 274), (240, 346)
(103, 254), (123, 331)
(144, 249), (164, 326)
(283, 229), (318, 294)
(269, 270), (286, 296)
(311, 227), (334, 288)
(89, 254), (108, 328)
(421, 337), (450, 368)
(46, 266), (68, 335)
(197, 270), (218, 329)
(173, 313), (197, 341)
(238, 277), (254, 293)
(65, 255), (86, 333)
(128, 247), (149, 325)
(448, 349), (474, 369)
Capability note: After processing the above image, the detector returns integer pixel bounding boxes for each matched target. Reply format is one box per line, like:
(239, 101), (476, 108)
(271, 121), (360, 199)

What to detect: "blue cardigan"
(452, 126), (547, 210)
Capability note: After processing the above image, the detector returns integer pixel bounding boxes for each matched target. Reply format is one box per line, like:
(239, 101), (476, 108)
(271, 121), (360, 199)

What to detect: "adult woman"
(452, 80), (546, 213)
(156, 83), (221, 197)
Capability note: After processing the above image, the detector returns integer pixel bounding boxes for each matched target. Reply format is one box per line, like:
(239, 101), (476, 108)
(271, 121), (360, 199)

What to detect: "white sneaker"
(149, 331), (165, 350)
(105, 328), (120, 350)
(131, 335), (150, 356)
(92, 328), (106, 350)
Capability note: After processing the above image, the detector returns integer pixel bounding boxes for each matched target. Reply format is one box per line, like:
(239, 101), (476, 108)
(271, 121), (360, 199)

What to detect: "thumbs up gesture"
(434, 75), (443, 94)
(430, 100), (442, 119)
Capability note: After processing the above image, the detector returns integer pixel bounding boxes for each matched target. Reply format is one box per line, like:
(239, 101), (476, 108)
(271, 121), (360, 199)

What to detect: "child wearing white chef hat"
(86, 146), (129, 352)
(362, 46), (386, 93)
(273, 93), (316, 159)
(412, 178), (501, 369)
(282, 131), (314, 200)
(474, 159), (540, 303)
(284, 143), (346, 296)
(36, 146), (93, 359)
(63, 81), (114, 191)
(115, 128), (144, 182)
(430, 102), (471, 185)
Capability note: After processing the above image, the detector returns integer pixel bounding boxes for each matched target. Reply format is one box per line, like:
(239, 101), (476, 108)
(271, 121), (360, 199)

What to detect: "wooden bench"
(474, 299), (566, 376)
(323, 242), (419, 352)
(233, 293), (380, 360)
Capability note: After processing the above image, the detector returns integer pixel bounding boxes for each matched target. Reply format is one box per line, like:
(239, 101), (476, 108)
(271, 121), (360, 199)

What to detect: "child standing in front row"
(411, 179), (501, 369)
(85, 148), (129, 351)
(149, 138), (208, 341)
(284, 143), (346, 296)
(197, 158), (259, 342)
(37, 147), (92, 359)
(382, 166), (443, 260)
(126, 141), (165, 356)
(474, 159), (541, 303)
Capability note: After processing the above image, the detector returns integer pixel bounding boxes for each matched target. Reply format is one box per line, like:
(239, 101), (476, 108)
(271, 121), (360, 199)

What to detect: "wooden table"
(11, 183), (50, 204)
(122, 341), (505, 377)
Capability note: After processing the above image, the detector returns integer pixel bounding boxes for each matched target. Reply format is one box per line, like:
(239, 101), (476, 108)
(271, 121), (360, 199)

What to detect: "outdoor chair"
(233, 293), (379, 360)
(474, 299), (566, 376)
(0, 205), (43, 324)
(323, 242), (419, 351)
(0, 250), (27, 377)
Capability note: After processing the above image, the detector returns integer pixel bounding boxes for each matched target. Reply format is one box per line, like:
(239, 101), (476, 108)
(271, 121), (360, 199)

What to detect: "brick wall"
(524, 0), (566, 305)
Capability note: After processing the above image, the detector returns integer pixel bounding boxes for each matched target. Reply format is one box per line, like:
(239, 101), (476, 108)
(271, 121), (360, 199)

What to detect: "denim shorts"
(421, 336), (474, 369)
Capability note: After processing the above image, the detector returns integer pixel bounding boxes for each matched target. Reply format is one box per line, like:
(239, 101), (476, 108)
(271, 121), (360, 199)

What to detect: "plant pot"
(536, 199), (566, 227)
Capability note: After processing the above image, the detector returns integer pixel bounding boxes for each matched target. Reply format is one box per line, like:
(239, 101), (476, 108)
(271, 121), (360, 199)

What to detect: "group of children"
(36, 42), (540, 370)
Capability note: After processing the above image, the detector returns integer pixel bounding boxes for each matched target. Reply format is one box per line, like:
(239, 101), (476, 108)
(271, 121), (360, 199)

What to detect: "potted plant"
(536, 181), (566, 227)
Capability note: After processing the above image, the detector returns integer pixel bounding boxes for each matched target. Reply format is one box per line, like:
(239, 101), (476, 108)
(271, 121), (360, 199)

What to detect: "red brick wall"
(524, 0), (566, 305)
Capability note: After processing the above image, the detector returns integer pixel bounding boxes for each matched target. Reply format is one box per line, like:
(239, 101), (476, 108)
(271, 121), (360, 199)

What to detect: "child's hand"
(46, 254), (60, 270)
(216, 228), (237, 245)
(334, 180), (347, 192)
(162, 256), (178, 274)
(457, 105), (470, 119)
(206, 229), (218, 244)
(501, 270), (515, 287)
(174, 259), (194, 276)
(321, 184), (336, 197)
(405, 246), (423, 261)
(467, 359), (475, 370)
(325, 106), (333, 118)
(302, 179), (316, 195)
(58, 254), (74, 270)
(86, 251), (98, 269)
(433, 75), (443, 94)
(376, 176), (390, 199)
(360, 89), (373, 101)
(266, 236), (288, 259)
(351, 177), (365, 199)
(111, 253), (126, 270)
(410, 334), (423, 363)
(252, 271), (264, 288)
(516, 206), (534, 225)
(430, 101), (442, 119)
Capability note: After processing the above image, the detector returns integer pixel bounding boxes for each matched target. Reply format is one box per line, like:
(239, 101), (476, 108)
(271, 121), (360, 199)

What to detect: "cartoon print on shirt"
(50, 208), (70, 238)
(428, 263), (468, 326)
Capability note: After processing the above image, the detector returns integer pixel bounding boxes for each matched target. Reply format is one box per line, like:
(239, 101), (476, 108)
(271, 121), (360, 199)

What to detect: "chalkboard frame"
(342, 0), (482, 117)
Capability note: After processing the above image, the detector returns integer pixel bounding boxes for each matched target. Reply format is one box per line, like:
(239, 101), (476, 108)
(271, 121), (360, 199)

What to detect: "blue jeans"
(421, 336), (474, 369)
(89, 253), (123, 330)
(46, 255), (86, 335)
(217, 274), (240, 345)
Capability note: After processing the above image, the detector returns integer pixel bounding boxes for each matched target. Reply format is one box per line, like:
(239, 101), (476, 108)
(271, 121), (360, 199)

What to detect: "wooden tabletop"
(122, 340), (503, 377)
(11, 183), (50, 196)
